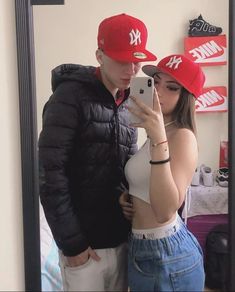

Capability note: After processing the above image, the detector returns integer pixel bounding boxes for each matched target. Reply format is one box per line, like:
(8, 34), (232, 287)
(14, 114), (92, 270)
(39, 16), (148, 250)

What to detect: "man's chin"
(119, 83), (130, 90)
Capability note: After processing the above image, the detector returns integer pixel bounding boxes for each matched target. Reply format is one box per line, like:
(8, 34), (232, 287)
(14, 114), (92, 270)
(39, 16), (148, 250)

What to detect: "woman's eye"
(168, 86), (180, 91)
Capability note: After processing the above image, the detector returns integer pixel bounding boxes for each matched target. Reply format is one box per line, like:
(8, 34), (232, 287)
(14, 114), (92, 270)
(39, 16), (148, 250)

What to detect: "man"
(39, 13), (156, 291)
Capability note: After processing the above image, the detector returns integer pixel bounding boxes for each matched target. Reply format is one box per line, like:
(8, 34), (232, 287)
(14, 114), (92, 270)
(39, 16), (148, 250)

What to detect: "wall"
(33, 0), (228, 171)
(0, 0), (25, 290)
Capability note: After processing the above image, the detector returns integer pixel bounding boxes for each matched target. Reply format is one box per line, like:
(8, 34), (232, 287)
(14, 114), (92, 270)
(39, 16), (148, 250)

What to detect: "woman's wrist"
(151, 139), (168, 147)
(150, 136), (167, 145)
(149, 157), (171, 165)
(151, 146), (169, 161)
(151, 138), (169, 153)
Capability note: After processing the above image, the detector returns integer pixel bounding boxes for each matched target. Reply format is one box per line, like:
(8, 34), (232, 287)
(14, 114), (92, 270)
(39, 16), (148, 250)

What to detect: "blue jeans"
(128, 218), (205, 291)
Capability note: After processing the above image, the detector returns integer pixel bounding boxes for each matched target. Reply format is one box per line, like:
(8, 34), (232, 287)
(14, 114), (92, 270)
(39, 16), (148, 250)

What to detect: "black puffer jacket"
(39, 64), (137, 256)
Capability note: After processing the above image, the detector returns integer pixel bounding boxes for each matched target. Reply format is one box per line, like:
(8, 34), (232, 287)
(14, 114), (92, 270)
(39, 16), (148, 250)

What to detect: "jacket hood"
(51, 64), (97, 92)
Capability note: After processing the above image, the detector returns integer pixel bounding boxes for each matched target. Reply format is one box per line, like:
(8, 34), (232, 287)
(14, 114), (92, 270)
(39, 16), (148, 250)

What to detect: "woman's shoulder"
(169, 127), (197, 148)
(169, 127), (198, 166)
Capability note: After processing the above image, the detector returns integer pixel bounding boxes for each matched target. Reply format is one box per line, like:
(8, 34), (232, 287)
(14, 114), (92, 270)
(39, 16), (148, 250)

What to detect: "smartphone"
(128, 76), (154, 123)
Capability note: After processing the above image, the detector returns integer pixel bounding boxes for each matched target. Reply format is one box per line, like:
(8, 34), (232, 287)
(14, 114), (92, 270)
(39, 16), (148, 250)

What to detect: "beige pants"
(59, 243), (128, 291)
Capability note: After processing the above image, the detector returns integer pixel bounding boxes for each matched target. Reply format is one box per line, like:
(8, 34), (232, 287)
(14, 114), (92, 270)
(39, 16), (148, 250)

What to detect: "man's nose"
(126, 63), (136, 75)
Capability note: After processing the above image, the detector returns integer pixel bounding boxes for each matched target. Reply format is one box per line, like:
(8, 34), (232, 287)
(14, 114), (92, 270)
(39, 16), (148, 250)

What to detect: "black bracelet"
(149, 157), (171, 165)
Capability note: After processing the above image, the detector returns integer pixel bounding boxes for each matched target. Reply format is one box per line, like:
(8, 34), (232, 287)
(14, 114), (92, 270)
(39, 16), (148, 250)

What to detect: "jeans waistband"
(132, 214), (180, 240)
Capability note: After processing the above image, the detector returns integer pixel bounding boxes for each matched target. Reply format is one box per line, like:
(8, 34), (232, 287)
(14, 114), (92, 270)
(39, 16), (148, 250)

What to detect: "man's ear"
(96, 49), (103, 65)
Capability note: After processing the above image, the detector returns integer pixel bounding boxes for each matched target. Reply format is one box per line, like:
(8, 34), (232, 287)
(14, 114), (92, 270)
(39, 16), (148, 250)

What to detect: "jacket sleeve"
(127, 127), (138, 159)
(38, 82), (88, 256)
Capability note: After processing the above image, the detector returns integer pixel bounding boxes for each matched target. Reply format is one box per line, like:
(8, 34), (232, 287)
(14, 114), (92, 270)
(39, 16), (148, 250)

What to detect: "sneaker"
(191, 167), (200, 186)
(216, 167), (228, 187)
(188, 14), (223, 37)
(201, 164), (214, 186)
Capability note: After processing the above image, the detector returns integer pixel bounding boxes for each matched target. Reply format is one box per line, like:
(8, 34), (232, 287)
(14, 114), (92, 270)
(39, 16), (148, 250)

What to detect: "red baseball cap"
(142, 54), (205, 98)
(97, 13), (157, 62)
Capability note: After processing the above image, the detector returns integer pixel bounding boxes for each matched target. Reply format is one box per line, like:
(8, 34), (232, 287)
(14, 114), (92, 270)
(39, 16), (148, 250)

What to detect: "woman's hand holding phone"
(128, 76), (154, 124)
(128, 86), (166, 143)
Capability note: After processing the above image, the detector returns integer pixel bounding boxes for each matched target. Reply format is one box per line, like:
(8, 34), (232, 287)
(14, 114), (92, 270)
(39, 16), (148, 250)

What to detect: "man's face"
(97, 50), (141, 95)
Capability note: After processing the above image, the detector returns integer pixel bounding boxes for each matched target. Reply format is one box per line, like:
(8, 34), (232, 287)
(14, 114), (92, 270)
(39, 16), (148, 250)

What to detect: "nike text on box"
(195, 86), (227, 113)
(184, 35), (227, 66)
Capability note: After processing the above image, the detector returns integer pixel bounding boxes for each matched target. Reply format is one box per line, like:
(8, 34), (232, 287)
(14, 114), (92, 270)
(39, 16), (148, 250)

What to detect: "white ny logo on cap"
(166, 56), (182, 69)
(129, 29), (141, 46)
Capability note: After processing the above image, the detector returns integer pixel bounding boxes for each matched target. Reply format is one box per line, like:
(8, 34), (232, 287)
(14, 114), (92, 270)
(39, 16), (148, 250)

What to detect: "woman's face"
(153, 72), (182, 116)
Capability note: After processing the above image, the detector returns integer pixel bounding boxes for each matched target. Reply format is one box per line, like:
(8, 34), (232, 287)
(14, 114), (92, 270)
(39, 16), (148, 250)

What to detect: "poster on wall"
(195, 86), (227, 113)
(184, 35), (227, 66)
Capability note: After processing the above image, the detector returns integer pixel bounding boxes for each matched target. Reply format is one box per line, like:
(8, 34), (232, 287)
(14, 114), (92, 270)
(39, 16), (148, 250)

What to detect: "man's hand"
(119, 191), (135, 221)
(66, 247), (100, 267)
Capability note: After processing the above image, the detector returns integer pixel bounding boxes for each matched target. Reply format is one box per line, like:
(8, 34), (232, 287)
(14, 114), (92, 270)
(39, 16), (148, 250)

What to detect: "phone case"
(128, 76), (154, 123)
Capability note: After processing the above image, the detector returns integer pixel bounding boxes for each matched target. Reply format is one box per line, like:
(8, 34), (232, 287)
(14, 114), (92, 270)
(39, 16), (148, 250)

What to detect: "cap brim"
(142, 64), (158, 77)
(143, 64), (200, 98)
(143, 64), (176, 81)
(143, 64), (187, 89)
(104, 50), (157, 62)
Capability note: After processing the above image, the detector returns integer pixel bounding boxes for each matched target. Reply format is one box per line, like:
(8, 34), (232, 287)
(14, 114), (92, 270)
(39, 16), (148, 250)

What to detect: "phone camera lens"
(148, 79), (152, 87)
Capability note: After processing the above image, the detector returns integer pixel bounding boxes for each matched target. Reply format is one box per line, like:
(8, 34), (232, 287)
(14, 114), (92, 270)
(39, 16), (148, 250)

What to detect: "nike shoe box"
(187, 214), (228, 255)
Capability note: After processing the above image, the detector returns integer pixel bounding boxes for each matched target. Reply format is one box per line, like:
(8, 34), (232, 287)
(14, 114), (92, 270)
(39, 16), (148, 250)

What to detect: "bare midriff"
(131, 196), (177, 229)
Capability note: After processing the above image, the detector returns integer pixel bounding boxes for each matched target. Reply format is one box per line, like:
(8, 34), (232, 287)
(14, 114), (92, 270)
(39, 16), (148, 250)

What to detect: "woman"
(120, 54), (206, 291)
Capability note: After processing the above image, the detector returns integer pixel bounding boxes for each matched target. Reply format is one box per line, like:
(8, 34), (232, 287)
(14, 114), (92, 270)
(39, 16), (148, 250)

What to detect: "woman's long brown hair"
(172, 88), (197, 136)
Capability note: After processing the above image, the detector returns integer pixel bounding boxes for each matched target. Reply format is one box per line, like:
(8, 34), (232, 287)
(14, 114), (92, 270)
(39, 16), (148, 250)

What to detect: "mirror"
(15, 0), (235, 291)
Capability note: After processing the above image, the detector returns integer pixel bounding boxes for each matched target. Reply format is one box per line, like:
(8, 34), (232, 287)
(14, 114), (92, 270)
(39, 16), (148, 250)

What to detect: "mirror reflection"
(33, 0), (229, 291)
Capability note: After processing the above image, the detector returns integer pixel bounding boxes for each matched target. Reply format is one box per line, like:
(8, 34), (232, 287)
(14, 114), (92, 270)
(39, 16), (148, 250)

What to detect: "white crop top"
(124, 139), (151, 203)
